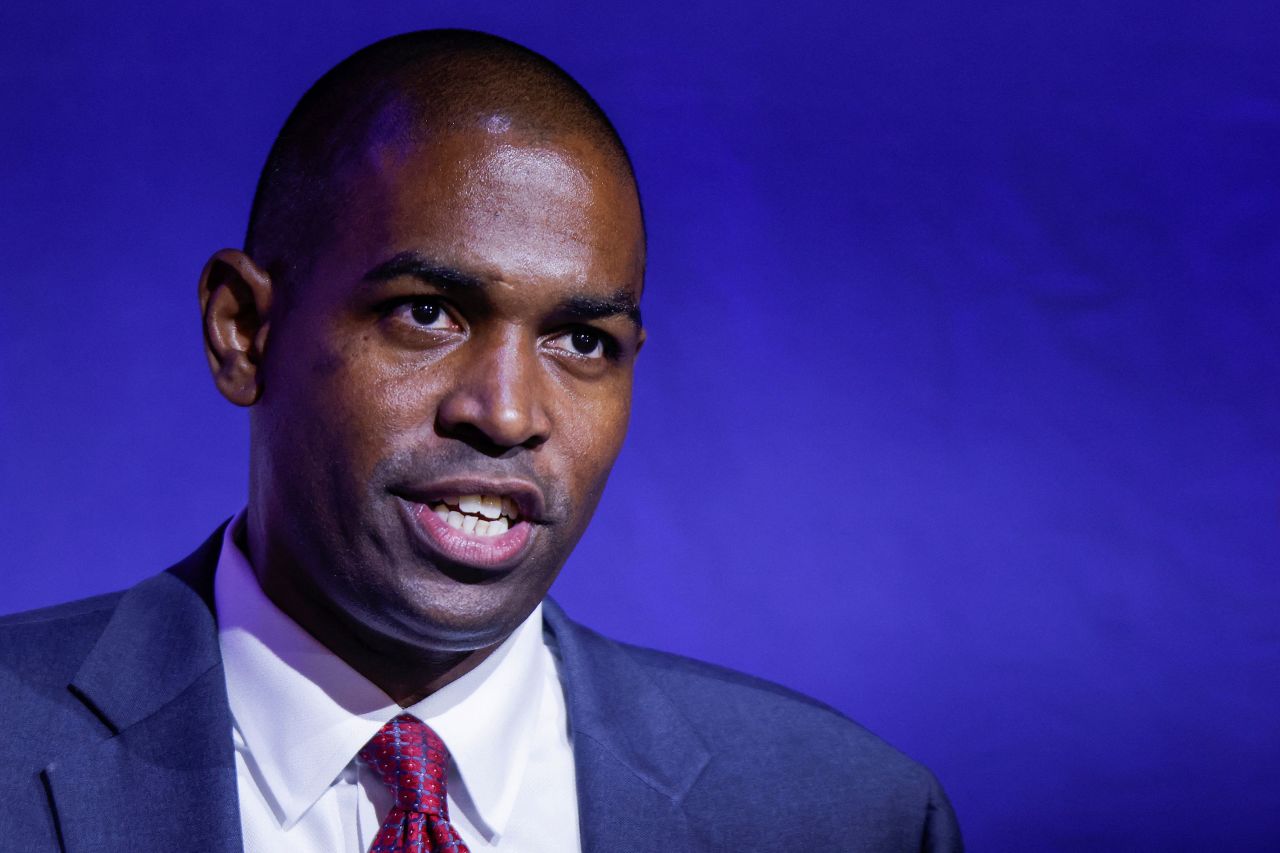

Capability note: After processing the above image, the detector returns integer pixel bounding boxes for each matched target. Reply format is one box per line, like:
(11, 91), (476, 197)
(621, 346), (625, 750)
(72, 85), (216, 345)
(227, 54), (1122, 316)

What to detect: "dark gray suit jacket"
(0, 528), (962, 851)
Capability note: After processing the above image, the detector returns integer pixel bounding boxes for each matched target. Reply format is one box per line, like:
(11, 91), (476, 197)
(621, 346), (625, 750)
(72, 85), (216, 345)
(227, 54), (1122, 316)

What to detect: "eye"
(406, 298), (451, 328)
(385, 297), (460, 331)
(549, 327), (608, 359)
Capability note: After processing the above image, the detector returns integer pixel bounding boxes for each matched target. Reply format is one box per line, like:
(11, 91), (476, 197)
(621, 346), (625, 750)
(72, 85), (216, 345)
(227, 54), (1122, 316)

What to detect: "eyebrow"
(562, 291), (643, 327)
(362, 250), (643, 328)
(363, 251), (486, 291)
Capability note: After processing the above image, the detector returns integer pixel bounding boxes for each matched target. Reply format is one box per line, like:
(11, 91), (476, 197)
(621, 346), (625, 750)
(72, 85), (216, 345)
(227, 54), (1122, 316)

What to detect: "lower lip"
(401, 500), (535, 571)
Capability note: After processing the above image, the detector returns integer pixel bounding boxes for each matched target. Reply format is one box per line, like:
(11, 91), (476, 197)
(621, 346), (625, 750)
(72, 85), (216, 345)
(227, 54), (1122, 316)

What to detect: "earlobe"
(198, 249), (274, 407)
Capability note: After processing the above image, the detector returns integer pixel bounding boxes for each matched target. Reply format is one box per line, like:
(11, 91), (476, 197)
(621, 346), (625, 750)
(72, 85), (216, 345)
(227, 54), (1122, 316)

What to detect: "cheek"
(333, 346), (449, 460)
(282, 327), (443, 474)
(559, 379), (633, 505)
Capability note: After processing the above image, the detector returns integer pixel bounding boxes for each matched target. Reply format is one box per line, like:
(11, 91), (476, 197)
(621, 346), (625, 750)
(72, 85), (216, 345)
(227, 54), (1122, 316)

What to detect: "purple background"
(2, 2), (1277, 849)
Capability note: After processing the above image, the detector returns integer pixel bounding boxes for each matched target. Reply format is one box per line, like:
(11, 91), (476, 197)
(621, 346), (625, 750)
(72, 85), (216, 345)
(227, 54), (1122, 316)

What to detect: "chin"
(348, 569), (545, 654)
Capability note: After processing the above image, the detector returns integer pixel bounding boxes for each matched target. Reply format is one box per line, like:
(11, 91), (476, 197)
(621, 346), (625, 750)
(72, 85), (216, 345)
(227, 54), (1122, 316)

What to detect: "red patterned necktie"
(359, 714), (471, 853)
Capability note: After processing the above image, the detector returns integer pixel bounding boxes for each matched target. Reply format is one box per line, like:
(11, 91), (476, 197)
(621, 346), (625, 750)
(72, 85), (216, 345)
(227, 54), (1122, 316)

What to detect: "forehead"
(328, 125), (645, 295)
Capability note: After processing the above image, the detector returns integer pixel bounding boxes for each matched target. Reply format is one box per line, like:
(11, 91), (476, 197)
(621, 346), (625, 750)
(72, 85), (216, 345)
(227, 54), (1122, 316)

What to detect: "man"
(0, 30), (961, 852)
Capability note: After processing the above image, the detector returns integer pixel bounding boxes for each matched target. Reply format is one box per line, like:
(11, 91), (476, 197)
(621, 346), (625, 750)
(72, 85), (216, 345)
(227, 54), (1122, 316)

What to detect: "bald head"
(245, 29), (640, 289)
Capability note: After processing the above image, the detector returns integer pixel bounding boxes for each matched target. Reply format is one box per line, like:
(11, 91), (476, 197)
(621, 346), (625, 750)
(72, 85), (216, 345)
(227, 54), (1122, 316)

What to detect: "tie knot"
(359, 714), (451, 816)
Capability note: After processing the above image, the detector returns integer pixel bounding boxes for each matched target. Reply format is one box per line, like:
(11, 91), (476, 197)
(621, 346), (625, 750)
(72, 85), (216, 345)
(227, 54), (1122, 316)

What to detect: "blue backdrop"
(2, 2), (1276, 849)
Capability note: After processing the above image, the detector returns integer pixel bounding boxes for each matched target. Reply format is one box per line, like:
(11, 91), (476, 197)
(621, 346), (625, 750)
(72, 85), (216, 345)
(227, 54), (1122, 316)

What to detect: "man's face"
(249, 121), (645, 655)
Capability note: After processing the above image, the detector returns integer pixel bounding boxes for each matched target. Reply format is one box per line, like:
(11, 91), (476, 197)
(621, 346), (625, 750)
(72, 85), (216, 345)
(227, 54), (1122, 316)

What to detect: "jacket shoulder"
(0, 592), (123, 680)
(610, 639), (963, 851)
(0, 590), (122, 626)
(0, 591), (125, 778)
(622, 640), (929, 778)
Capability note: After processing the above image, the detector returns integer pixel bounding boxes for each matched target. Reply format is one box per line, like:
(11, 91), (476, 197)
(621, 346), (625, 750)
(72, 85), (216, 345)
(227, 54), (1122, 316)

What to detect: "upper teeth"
(431, 493), (520, 536)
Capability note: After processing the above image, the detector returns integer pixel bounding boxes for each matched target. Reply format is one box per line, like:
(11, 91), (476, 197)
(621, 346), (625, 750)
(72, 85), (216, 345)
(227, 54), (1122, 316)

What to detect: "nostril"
(435, 420), (541, 457)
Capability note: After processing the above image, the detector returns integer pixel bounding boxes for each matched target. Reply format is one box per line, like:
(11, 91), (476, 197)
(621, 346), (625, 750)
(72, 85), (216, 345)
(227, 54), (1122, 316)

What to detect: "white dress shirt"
(213, 515), (582, 853)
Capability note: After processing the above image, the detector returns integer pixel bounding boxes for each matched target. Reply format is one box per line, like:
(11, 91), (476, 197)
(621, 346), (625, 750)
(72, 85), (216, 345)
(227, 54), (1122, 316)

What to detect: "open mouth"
(399, 488), (537, 571)
(427, 493), (521, 537)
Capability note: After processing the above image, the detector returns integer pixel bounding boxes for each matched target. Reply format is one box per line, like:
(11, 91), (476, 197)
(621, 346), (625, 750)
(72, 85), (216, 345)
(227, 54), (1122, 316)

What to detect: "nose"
(435, 326), (551, 452)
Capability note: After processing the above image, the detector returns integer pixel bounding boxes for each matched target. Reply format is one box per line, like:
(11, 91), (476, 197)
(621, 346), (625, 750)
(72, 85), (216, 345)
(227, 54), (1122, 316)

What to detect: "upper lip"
(392, 477), (547, 523)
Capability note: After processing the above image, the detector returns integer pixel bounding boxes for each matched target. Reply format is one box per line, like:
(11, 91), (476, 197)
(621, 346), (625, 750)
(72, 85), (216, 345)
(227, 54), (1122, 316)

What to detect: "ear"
(198, 249), (274, 406)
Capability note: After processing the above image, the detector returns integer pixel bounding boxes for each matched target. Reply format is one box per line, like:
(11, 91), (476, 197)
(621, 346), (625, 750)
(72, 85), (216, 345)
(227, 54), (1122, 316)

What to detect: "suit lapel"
(544, 600), (710, 853)
(44, 527), (242, 853)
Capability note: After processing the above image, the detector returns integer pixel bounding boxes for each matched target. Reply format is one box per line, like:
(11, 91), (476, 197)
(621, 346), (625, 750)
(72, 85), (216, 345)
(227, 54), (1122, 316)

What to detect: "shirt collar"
(214, 512), (546, 841)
